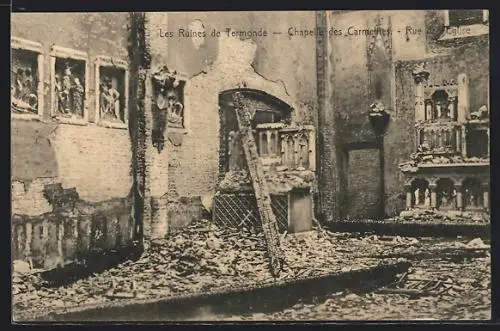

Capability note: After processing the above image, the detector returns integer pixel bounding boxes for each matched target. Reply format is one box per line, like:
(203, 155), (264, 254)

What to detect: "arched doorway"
(411, 178), (430, 208)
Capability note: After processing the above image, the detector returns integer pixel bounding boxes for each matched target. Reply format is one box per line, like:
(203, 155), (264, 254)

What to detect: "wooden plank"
(232, 92), (285, 278)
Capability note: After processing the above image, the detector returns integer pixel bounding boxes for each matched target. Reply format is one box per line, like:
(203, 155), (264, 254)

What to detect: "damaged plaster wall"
(49, 125), (133, 202)
(147, 12), (317, 227)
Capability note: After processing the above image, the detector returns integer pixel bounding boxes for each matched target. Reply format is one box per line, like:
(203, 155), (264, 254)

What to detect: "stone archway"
(411, 178), (430, 208)
(217, 88), (294, 179)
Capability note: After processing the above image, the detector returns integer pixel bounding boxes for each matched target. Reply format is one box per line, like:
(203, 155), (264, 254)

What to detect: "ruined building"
(11, 10), (489, 270)
(11, 13), (136, 270)
(315, 10), (489, 221)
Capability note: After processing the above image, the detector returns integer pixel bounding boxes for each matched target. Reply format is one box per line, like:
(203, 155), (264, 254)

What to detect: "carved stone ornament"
(151, 65), (186, 153)
(368, 101), (391, 137)
(412, 63), (430, 84)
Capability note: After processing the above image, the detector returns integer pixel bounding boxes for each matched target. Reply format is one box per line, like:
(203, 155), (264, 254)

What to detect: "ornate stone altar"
(399, 64), (490, 213)
(215, 89), (316, 233)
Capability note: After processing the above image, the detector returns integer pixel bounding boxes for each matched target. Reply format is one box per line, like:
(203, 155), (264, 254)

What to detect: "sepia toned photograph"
(11, 10), (490, 322)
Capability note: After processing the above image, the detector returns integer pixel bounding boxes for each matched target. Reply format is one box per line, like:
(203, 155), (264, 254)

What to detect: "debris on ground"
(394, 209), (489, 224)
(11, 219), (490, 321)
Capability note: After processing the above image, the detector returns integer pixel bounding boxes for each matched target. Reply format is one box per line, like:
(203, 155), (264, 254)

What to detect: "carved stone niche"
(50, 46), (89, 123)
(151, 65), (187, 153)
(11, 37), (44, 117)
(95, 56), (129, 128)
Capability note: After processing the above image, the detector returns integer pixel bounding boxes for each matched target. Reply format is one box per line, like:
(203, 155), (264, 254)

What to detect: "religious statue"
(452, 189), (457, 209)
(71, 77), (85, 117)
(424, 188), (431, 207)
(425, 101), (433, 121)
(55, 62), (85, 117)
(11, 67), (38, 113)
(448, 98), (456, 120)
(441, 190), (449, 208)
(414, 188), (420, 205)
(420, 138), (430, 152)
(435, 102), (442, 119)
(99, 77), (121, 120)
(56, 64), (72, 114)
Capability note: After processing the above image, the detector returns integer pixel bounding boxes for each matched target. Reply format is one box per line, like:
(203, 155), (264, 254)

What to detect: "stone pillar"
(143, 13), (171, 241)
(455, 184), (463, 211)
(412, 64), (430, 122)
(461, 125), (467, 158)
(444, 10), (450, 27)
(457, 73), (469, 123)
(482, 183), (490, 212)
(430, 184), (437, 209)
(405, 185), (412, 210)
(487, 128), (490, 157)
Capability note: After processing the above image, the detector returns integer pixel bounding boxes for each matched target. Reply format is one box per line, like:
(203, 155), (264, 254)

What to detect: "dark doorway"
(345, 146), (382, 220)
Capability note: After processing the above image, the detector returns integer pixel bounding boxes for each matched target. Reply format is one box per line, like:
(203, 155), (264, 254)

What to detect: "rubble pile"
(218, 170), (253, 192)
(399, 153), (489, 172)
(12, 221), (396, 318)
(219, 169), (315, 194)
(393, 209), (490, 224)
(12, 218), (490, 321)
(225, 237), (491, 321)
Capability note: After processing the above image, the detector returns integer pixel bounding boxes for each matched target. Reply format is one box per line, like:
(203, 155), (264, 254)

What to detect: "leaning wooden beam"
(231, 92), (285, 278)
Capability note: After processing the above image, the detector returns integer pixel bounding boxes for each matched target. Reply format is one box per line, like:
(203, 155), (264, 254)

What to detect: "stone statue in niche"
(54, 61), (85, 118)
(414, 188), (420, 205)
(11, 67), (38, 113)
(440, 190), (449, 208)
(152, 65), (185, 153)
(72, 77), (84, 116)
(448, 97), (457, 120)
(99, 75), (121, 121)
(424, 188), (431, 207)
(425, 100), (433, 121)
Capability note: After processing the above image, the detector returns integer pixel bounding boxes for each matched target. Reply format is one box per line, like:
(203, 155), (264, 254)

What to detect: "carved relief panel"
(11, 37), (44, 116)
(95, 56), (129, 126)
(50, 46), (89, 121)
(151, 66), (186, 152)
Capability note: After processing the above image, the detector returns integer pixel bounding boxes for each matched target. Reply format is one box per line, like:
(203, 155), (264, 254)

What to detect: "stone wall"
(147, 12), (317, 228)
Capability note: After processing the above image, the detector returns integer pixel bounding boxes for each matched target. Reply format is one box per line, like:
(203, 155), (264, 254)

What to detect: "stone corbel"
(150, 65), (186, 153)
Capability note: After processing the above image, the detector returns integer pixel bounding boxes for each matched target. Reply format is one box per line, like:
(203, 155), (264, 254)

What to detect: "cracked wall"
(147, 12), (317, 227)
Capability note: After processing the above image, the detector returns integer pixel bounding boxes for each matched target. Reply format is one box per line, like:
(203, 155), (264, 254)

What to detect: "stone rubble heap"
(394, 209), (489, 224)
(12, 219), (399, 319)
(12, 218), (490, 321)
